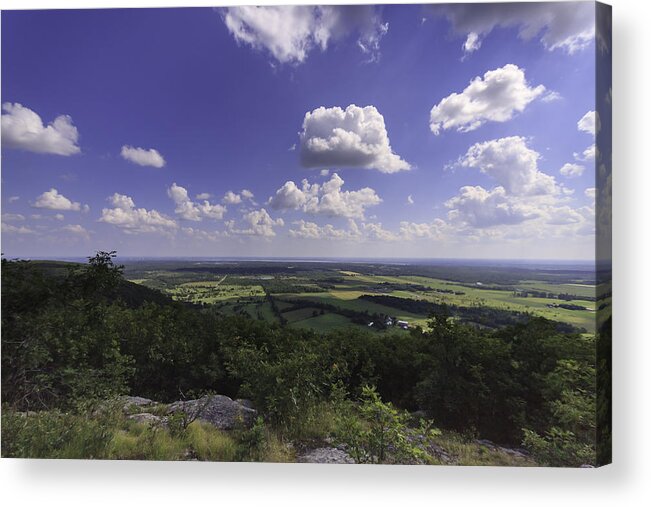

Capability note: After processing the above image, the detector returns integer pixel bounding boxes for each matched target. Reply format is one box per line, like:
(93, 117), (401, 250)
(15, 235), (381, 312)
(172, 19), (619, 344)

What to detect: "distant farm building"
(397, 320), (409, 330)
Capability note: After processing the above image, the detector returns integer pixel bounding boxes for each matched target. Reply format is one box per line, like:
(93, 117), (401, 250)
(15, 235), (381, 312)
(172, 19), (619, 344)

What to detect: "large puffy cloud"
(121, 145), (166, 168)
(429, 2), (595, 56)
(453, 136), (558, 196)
(168, 183), (227, 221)
(221, 5), (388, 64)
(100, 193), (177, 234)
(300, 105), (409, 173)
(269, 181), (307, 210)
(227, 208), (284, 237)
(445, 185), (541, 228)
(1, 102), (80, 155)
(577, 110), (600, 136)
(222, 191), (242, 205)
(32, 188), (87, 212)
(430, 64), (546, 135)
(441, 137), (592, 233)
(268, 173), (381, 219)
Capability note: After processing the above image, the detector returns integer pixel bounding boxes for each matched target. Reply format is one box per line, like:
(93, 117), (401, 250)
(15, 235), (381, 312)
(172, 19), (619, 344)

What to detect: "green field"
(124, 260), (604, 334)
(289, 312), (353, 331)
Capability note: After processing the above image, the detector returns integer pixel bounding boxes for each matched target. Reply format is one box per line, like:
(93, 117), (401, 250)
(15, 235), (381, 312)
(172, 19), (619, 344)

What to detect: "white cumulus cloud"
(227, 208), (284, 237)
(560, 163), (585, 178)
(300, 104), (409, 173)
(100, 193), (177, 234)
(577, 110), (600, 136)
(121, 145), (166, 168)
(289, 219), (361, 241)
(399, 219), (448, 240)
(429, 2), (595, 56)
(453, 136), (558, 196)
(33, 188), (86, 211)
(268, 173), (381, 219)
(168, 183), (227, 221)
(430, 64), (546, 135)
(221, 5), (388, 64)
(445, 185), (541, 228)
(575, 143), (596, 162)
(222, 191), (242, 205)
(2, 222), (35, 234)
(62, 224), (91, 239)
(1, 102), (80, 155)
(362, 222), (398, 242)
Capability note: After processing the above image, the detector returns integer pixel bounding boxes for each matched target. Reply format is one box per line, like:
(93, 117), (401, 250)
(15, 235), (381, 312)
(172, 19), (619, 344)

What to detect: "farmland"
(123, 259), (606, 334)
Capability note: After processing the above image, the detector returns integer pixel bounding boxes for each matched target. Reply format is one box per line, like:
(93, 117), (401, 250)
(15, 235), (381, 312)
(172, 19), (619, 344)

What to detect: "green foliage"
(184, 421), (238, 461)
(223, 332), (339, 437)
(596, 316), (612, 465)
(522, 427), (595, 467)
(1, 253), (600, 466)
(521, 358), (596, 466)
(1, 402), (119, 459)
(335, 386), (440, 464)
(1, 256), (133, 410)
(237, 416), (294, 462)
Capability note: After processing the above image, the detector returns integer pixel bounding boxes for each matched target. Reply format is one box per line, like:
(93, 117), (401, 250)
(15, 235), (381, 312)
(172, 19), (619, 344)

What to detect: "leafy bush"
(335, 386), (440, 464)
(522, 427), (595, 467)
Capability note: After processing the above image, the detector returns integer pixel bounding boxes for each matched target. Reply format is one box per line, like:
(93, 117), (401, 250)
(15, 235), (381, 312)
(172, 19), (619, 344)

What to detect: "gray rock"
(122, 396), (155, 410)
(298, 447), (355, 464)
(127, 412), (166, 426)
(500, 447), (529, 458)
(167, 394), (257, 430)
(474, 439), (530, 459)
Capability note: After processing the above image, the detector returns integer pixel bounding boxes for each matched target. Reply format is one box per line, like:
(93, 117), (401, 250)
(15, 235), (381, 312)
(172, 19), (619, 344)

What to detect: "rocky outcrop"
(121, 396), (156, 413)
(474, 439), (530, 459)
(167, 394), (257, 430)
(297, 447), (355, 464)
(127, 412), (166, 426)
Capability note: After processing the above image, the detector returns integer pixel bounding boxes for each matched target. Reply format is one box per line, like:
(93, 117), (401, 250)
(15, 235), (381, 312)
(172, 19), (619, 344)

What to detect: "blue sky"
(1, 3), (606, 259)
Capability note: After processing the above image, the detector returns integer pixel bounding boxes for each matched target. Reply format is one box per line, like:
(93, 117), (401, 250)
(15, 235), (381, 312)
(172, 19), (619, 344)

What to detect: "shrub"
(238, 417), (294, 462)
(335, 386), (440, 464)
(522, 427), (595, 467)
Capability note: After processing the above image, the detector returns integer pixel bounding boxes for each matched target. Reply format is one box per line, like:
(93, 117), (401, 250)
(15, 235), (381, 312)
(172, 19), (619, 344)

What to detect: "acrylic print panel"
(0, 2), (611, 467)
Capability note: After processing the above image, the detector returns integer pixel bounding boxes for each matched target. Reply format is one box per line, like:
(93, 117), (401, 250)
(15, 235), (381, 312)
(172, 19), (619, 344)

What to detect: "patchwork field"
(124, 260), (605, 334)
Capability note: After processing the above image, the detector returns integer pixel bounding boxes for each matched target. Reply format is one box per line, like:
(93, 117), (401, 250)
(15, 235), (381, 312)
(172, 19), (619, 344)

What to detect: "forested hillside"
(1, 253), (608, 466)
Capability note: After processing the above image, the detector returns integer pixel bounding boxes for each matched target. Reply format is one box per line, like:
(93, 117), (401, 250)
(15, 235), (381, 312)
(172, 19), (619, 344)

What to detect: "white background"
(1, 0), (649, 505)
